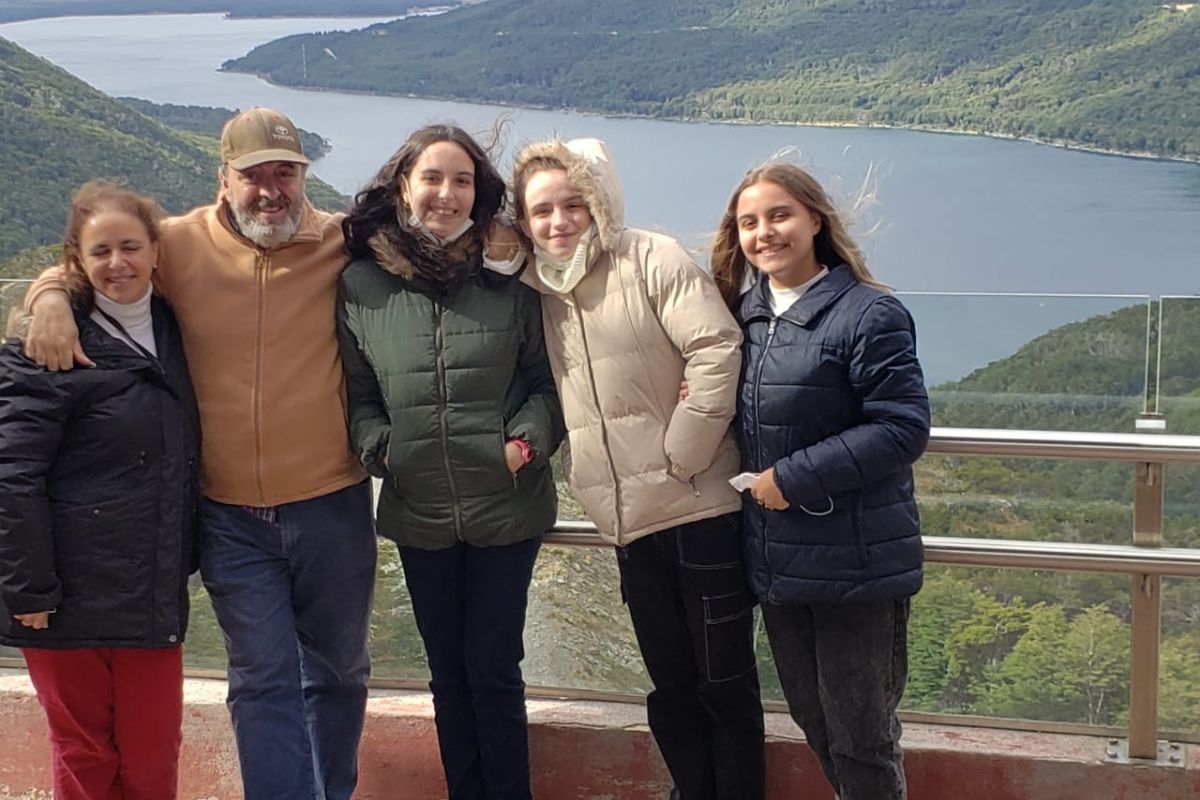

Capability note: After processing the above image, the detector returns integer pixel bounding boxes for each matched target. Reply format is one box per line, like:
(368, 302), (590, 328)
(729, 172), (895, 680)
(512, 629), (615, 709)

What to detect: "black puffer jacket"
(736, 266), (929, 605)
(0, 299), (200, 648)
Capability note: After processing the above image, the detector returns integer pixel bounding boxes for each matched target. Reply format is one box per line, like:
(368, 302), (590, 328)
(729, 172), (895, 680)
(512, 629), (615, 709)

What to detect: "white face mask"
(482, 249), (526, 276)
(403, 179), (474, 243)
(407, 209), (474, 243)
(533, 223), (598, 295)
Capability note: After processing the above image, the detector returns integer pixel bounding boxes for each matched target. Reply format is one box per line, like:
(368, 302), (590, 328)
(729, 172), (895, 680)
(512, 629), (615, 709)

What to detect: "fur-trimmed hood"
(513, 137), (625, 253)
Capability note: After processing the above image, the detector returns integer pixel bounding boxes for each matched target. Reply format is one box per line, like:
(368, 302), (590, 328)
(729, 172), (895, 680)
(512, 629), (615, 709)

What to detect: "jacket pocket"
(497, 424), (518, 490)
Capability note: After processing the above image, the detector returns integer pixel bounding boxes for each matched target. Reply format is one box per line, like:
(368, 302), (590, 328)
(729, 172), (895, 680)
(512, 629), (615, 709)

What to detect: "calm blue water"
(3, 12), (1198, 383)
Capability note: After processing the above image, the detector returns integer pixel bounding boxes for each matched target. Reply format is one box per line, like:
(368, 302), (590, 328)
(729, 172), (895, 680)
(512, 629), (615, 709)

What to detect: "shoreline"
(227, 69), (1199, 167)
(0, 5), (455, 24)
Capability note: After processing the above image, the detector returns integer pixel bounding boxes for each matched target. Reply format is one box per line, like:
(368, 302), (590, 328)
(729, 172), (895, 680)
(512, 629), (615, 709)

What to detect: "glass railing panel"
(551, 453), (587, 522)
(360, 540), (428, 681)
(523, 543), (648, 694)
(177, 466), (608, 677)
(1156, 298), (1200, 547)
(1160, 577), (1200, 735)
(184, 539), (433, 678)
(1164, 464), (1200, 549)
(916, 454), (1133, 544)
(1155, 296), (1200, 434)
(899, 293), (1151, 432)
(0, 280), (32, 337)
(901, 564), (1132, 726)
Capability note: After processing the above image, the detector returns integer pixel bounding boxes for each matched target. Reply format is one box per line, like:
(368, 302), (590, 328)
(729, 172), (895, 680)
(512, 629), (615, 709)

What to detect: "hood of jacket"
(514, 137), (625, 254)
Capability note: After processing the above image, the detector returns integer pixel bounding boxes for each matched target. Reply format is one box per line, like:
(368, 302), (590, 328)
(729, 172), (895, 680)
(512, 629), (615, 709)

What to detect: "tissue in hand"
(728, 472), (760, 492)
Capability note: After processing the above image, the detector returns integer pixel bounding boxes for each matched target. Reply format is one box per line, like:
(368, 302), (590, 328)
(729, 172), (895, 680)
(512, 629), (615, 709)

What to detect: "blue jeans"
(200, 481), (376, 800)
(399, 535), (541, 800)
(762, 599), (910, 800)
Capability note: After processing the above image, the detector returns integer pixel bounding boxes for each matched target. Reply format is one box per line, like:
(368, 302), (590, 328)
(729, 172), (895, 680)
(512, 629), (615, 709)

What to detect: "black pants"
(400, 535), (542, 800)
(762, 599), (911, 800)
(616, 513), (765, 800)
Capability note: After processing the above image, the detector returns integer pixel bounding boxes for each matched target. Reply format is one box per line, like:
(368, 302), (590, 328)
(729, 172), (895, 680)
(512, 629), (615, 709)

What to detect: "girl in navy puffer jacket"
(711, 163), (930, 800)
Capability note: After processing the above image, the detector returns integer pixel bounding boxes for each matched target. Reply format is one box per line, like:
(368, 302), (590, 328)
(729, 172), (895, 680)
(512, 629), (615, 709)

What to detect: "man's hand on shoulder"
(23, 289), (91, 371)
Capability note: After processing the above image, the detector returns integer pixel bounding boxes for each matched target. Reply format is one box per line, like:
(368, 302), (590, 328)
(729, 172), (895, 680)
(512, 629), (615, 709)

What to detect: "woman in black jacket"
(711, 163), (930, 800)
(0, 181), (200, 800)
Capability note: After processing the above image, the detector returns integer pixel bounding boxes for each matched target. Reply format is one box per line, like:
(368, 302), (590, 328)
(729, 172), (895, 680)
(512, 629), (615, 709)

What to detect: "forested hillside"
(0, 37), (346, 262)
(224, 0), (1200, 159)
(119, 98), (332, 161)
(911, 300), (1200, 728)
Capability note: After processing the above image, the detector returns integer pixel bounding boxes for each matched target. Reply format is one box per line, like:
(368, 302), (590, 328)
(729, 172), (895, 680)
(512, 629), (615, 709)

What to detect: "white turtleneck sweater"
(91, 286), (157, 357)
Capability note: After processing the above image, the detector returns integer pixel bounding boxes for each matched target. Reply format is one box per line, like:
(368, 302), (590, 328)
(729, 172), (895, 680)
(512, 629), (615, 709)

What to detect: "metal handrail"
(927, 426), (1200, 462)
(546, 527), (1200, 577)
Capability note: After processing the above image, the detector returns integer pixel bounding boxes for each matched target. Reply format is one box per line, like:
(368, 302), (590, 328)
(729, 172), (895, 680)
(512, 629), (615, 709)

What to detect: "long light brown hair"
(710, 163), (885, 310)
(62, 181), (165, 310)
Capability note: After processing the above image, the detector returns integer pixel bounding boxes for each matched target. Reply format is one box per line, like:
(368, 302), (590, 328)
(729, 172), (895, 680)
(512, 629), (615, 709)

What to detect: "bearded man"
(22, 107), (375, 800)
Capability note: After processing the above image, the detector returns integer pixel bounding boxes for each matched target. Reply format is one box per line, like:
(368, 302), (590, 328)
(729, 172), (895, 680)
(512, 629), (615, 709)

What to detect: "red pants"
(22, 646), (183, 800)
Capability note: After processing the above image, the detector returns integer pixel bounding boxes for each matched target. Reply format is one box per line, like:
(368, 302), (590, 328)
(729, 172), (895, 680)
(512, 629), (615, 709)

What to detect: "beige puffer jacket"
(517, 139), (742, 545)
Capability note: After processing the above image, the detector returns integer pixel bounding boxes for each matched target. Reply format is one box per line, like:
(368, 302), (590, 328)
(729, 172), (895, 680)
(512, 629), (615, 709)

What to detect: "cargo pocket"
(702, 588), (757, 683)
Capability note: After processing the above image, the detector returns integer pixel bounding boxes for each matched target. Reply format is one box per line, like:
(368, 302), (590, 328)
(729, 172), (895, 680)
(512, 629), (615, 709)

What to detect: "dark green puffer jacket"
(337, 254), (564, 550)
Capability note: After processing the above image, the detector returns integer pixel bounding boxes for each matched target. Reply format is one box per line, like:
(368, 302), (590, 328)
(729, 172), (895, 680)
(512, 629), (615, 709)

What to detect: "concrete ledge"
(1, 671), (1198, 799)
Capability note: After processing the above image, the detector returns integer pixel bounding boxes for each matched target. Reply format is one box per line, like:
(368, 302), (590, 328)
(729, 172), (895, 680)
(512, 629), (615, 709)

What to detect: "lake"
(3, 12), (1199, 383)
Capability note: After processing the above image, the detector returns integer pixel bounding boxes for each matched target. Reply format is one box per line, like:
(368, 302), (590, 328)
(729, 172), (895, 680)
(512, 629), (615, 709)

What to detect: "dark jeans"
(762, 599), (911, 800)
(399, 535), (542, 800)
(617, 513), (765, 800)
(199, 480), (377, 800)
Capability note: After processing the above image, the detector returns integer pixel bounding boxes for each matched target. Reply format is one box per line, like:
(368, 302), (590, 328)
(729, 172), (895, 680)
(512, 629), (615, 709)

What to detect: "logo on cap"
(220, 107), (309, 170)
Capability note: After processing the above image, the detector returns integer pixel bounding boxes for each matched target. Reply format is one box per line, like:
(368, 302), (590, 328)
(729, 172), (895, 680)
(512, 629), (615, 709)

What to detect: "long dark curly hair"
(343, 124), (506, 269)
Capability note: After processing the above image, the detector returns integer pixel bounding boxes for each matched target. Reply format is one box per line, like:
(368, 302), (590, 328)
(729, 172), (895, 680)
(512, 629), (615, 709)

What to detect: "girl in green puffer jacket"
(337, 124), (564, 800)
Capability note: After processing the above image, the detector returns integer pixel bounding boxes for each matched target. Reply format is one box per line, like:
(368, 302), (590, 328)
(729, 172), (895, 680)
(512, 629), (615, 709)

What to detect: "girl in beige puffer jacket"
(508, 138), (765, 800)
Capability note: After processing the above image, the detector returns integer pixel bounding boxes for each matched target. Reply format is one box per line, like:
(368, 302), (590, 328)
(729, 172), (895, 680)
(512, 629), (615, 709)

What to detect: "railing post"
(1128, 460), (1164, 760)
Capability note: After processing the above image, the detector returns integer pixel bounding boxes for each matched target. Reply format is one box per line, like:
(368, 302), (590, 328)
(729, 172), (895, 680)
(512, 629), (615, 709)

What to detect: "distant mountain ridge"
(0, 36), (346, 263)
(0, 1), (466, 24)
(222, 0), (1200, 160)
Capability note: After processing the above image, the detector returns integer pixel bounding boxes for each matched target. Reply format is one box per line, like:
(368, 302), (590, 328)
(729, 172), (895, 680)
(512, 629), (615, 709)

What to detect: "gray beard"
(229, 200), (303, 249)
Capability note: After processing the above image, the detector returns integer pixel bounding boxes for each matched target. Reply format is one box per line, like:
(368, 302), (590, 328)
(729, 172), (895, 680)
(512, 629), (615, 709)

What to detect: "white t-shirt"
(769, 266), (829, 317)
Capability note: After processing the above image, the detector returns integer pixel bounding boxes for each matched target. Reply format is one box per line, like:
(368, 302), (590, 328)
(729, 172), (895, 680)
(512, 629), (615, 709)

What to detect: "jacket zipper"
(752, 318), (778, 473)
(574, 302), (626, 542)
(433, 302), (464, 540)
(752, 317), (779, 589)
(252, 251), (268, 504)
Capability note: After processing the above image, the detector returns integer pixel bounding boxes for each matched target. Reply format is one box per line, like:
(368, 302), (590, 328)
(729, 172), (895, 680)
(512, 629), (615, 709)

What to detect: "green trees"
(0, 37), (347, 262)
(905, 572), (1136, 726)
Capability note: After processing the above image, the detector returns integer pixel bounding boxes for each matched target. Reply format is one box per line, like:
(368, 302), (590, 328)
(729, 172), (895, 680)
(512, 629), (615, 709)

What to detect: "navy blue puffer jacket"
(736, 266), (929, 605)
